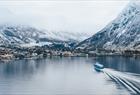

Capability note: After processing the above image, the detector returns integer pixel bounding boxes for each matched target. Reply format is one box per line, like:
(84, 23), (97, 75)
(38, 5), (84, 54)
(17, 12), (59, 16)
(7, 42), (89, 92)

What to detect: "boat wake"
(103, 68), (140, 95)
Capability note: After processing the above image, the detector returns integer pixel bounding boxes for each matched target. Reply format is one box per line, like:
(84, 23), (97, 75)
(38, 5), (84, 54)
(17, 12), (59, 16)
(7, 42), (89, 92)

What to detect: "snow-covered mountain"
(0, 25), (88, 47)
(0, 25), (45, 45)
(0, 6), (89, 47)
(76, 1), (140, 50)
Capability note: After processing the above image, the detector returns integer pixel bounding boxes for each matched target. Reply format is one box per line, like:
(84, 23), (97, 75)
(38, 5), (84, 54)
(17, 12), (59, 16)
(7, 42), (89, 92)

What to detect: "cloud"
(0, 0), (129, 35)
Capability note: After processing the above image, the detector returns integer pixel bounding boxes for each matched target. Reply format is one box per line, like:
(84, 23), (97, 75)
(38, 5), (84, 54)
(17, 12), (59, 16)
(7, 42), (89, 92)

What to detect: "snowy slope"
(0, 25), (46, 45)
(76, 1), (140, 50)
(0, 25), (87, 47)
(44, 30), (88, 42)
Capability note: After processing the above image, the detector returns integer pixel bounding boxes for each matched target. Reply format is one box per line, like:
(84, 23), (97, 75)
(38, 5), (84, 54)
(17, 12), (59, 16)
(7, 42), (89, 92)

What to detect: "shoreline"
(0, 53), (139, 62)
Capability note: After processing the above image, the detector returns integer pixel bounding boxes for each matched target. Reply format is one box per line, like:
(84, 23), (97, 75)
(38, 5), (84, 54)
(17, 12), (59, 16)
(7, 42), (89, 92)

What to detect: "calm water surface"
(0, 56), (140, 95)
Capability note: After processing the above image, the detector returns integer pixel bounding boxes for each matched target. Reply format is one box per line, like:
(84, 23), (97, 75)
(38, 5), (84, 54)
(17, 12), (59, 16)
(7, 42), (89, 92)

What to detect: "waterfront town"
(0, 43), (140, 60)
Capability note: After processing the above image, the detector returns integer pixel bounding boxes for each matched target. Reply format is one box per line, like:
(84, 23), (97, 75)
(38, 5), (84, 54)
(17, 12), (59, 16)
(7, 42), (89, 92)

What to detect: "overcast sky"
(0, 0), (130, 35)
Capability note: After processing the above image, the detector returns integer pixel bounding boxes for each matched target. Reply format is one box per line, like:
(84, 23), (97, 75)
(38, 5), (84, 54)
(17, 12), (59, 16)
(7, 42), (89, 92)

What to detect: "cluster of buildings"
(0, 48), (14, 60)
(0, 46), (78, 60)
(0, 45), (140, 60)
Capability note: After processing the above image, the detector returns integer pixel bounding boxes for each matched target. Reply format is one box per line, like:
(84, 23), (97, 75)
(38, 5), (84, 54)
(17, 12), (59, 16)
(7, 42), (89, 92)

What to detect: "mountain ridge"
(76, 1), (140, 50)
(0, 24), (81, 48)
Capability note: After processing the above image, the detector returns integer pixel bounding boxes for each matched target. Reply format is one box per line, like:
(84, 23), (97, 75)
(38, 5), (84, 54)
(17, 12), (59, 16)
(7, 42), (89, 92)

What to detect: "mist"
(0, 0), (129, 36)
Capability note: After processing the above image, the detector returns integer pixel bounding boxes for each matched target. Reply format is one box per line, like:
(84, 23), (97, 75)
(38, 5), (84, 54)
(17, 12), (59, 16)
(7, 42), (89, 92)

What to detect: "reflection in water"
(0, 57), (138, 95)
(0, 59), (47, 79)
(95, 56), (140, 74)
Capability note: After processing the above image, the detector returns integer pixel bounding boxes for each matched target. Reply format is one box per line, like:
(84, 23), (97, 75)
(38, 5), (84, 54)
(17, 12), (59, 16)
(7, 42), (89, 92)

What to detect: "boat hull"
(94, 63), (104, 72)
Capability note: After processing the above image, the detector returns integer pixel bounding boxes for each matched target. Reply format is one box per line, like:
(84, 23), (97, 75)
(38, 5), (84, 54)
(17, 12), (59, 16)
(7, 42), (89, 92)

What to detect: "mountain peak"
(76, 1), (140, 50)
(129, 0), (140, 9)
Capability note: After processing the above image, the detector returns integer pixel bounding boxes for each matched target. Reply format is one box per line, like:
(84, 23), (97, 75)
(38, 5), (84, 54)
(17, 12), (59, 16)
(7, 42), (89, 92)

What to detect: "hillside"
(76, 1), (140, 50)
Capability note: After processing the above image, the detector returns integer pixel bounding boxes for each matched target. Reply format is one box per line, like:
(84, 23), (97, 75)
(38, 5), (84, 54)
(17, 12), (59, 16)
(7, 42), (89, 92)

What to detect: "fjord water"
(0, 57), (139, 95)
